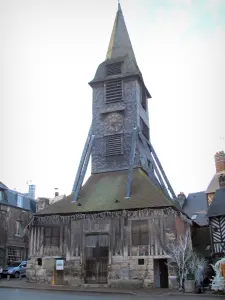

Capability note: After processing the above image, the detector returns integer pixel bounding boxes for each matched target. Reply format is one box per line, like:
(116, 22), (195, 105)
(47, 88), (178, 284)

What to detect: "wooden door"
(159, 259), (169, 288)
(85, 234), (109, 284)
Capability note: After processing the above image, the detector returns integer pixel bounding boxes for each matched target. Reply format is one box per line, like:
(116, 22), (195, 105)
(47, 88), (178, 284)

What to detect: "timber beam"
(138, 132), (177, 201)
(125, 128), (137, 199)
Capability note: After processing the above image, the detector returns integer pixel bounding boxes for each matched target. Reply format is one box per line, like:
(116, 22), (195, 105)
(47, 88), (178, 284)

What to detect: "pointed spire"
(118, 0), (121, 11)
(106, 3), (136, 61)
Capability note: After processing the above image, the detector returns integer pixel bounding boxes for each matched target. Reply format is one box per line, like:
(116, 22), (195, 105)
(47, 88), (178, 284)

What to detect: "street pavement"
(1, 288), (225, 300)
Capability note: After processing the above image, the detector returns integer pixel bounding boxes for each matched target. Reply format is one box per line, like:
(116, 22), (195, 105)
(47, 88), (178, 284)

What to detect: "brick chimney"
(219, 174), (225, 189)
(214, 151), (225, 173)
(54, 188), (59, 197)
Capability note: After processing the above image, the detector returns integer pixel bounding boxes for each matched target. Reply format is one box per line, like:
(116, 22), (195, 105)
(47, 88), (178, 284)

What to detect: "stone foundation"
(26, 256), (161, 289)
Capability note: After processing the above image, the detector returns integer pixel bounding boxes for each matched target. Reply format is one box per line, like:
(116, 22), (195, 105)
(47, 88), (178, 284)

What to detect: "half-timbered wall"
(210, 216), (225, 254)
(26, 209), (190, 287)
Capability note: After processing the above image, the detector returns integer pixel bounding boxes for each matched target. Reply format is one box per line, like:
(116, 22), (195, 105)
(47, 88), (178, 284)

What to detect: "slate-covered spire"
(106, 3), (136, 62)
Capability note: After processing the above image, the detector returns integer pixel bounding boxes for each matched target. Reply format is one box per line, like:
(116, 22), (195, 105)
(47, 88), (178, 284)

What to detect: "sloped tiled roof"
(0, 182), (8, 189)
(183, 191), (208, 226)
(206, 171), (225, 194)
(207, 188), (225, 217)
(36, 168), (176, 216)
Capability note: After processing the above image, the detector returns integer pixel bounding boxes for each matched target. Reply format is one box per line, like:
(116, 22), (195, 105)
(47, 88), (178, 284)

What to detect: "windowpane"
(132, 233), (140, 246)
(51, 237), (60, 246)
(44, 227), (60, 247)
(132, 220), (149, 246)
(52, 227), (60, 237)
(17, 195), (23, 208)
(44, 237), (51, 246)
(45, 228), (51, 237)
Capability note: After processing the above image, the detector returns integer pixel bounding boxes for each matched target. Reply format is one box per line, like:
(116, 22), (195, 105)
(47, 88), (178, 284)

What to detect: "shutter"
(105, 79), (123, 103)
(106, 62), (122, 76)
(105, 134), (123, 156)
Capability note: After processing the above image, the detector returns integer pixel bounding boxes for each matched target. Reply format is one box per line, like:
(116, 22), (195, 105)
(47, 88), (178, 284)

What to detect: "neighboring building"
(36, 190), (66, 213)
(207, 152), (225, 256)
(177, 191), (211, 258)
(0, 182), (36, 267)
(206, 151), (225, 206)
(179, 151), (225, 259)
(26, 4), (192, 288)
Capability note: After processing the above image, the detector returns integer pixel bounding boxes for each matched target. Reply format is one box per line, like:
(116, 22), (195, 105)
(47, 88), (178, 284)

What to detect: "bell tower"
(89, 4), (152, 175)
(72, 4), (177, 202)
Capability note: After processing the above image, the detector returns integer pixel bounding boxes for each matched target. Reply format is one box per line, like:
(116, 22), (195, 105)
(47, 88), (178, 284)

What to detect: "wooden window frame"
(132, 220), (149, 246)
(44, 227), (60, 247)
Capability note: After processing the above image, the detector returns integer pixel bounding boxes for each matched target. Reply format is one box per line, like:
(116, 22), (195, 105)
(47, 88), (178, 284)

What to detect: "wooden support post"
(150, 144), (177, 200)
(125, 128), (137, 199)
(72, 125), (92, 193)
(72, 135), (95, 202)
(139, 132), (168, 194)
(139, 132), (177, 201)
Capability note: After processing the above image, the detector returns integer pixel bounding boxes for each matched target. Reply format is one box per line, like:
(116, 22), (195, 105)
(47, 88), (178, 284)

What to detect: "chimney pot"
(214, 151), (225, 173)
(54, 188), (59, 197)
(219, 174), (225, 189)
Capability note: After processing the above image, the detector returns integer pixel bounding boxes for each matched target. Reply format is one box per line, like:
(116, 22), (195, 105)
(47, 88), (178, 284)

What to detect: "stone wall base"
(108, 279), (143, 289)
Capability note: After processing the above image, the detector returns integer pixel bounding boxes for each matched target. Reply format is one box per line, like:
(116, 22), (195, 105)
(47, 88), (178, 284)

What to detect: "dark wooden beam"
(72, 125), (92, 194)
(138, 132), (169, 196)
(139, 132), (177, 201)
(125, 128), (137, 199)
(72, 134), (95, 203)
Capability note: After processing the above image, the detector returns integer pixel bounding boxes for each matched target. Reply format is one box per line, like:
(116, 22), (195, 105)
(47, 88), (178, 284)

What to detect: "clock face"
(104, 113), (124, 133)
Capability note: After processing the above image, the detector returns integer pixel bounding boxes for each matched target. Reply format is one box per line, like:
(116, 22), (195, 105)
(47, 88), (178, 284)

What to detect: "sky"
(0, 0), (225, 199)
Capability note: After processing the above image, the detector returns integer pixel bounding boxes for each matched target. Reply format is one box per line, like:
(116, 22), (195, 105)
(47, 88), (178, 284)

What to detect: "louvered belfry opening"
(105, 134), (123, 156)
(105, 79), (123, 103)
(106, 62), (122, 76)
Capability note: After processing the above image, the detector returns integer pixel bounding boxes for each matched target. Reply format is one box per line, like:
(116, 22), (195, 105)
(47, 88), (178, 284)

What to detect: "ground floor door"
(84, 234), (109, 284)
(154, 259), (169, 288)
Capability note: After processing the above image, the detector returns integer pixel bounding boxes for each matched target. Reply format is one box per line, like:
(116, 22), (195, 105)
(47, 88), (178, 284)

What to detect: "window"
(15, 221), (23, 236)
(0, 191), (4, 201)
(37, 258), (42, 266)
(138, 259), (145, 265)
(7, 247), (23, 264)
(20, 262), (27, 268)
(132, 220), (149, 246)
(105, 134), (123, 156)
(106, 62), (122, 76)
(105, 79), (123, 103)
(17, 195), (23, 208)
(44, 227), (60, 247)
(191, 214), (198, 220)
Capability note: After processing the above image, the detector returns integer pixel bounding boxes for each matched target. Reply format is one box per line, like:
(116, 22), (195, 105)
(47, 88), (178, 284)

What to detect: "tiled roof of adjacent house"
(36, 168), (177, 216)
(183, 191), (208, 226)
(206, 171), (225, 194)
(0, 182), (8, 189)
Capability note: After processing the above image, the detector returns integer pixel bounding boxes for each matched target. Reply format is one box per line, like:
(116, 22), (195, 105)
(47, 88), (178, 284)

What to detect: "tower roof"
(106, 3), (136, 62)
